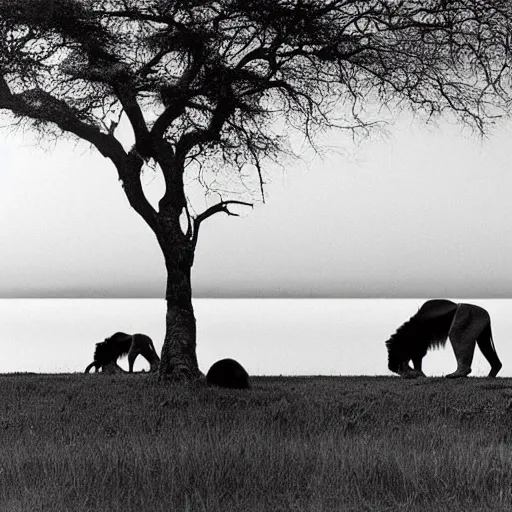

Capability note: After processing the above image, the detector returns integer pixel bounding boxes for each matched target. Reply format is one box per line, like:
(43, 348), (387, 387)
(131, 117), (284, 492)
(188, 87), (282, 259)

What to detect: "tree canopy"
(0, 0), (510, 207)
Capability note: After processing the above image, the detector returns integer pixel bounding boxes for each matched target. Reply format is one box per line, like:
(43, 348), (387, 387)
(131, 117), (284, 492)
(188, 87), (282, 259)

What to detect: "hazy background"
(1, 114), (512, 299)
(1, 114), (512, 375)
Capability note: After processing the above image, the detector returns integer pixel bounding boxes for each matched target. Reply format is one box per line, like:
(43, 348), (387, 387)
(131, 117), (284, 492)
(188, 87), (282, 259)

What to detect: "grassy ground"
(1, 374), (512, 511)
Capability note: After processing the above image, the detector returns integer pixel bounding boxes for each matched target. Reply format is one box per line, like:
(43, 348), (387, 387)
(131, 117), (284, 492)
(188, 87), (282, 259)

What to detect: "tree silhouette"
(0, 0), (510, 380)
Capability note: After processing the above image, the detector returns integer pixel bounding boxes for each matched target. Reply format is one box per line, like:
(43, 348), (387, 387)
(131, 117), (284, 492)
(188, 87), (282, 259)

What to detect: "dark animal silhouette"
(206, 358), (250, 389)
(385, 299), (502, 379)
(84, 332), (160, 373)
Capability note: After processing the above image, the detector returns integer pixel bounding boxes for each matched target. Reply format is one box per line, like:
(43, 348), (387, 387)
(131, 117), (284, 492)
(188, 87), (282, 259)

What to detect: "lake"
(1, 298), (511, 376)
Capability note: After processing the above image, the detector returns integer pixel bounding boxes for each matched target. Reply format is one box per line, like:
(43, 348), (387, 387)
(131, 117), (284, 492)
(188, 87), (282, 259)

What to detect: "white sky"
(1, 113), (512, 298)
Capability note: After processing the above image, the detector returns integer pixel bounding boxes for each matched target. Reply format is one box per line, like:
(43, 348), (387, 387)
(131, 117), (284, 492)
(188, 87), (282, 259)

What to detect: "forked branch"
(192, 200), (253, 247)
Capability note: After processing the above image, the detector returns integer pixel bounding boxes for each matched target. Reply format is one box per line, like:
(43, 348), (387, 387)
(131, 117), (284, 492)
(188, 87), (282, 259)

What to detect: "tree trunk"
(156, 207), (202, 381)
(119, 148), (201, 381)
(160, 298), (201, 380)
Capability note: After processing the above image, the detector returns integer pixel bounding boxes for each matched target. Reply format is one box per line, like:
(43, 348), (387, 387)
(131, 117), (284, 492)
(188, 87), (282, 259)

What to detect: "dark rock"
(206, 358), (250, 389)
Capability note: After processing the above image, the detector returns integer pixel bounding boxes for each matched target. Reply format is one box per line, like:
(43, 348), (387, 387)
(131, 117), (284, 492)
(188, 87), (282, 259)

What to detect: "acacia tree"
(0, 0), (511, 380)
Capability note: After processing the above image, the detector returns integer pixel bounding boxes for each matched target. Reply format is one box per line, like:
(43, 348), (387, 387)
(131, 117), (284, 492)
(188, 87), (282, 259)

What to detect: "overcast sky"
(1, 113), (512, 298)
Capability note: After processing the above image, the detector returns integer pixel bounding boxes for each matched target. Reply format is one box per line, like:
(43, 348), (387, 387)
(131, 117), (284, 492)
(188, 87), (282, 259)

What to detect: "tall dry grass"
(0, 374), (511, 511)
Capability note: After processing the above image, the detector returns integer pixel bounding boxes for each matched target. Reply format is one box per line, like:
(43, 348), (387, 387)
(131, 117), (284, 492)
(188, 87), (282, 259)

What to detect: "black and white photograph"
(1, 0), (512, 510)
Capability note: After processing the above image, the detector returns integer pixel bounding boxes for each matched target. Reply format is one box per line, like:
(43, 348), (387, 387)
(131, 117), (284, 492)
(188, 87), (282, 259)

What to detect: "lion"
(385, 299), (502, 379)
(84, 332), (160, 373)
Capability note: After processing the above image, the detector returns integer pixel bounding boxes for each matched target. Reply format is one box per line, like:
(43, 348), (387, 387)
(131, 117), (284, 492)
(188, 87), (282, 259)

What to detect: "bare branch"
(195, 200), (253, 224)
(120, 149), (159, 231)
(0, 78), (127, 165)
(192, 200), (253, 246)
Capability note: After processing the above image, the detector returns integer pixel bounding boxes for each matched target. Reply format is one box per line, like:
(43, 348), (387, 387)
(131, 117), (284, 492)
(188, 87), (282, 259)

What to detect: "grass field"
(1, 374), (512, 511)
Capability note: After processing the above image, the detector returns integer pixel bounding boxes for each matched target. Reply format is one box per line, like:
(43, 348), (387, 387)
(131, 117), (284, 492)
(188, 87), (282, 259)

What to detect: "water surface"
(1, 298), (510, 376)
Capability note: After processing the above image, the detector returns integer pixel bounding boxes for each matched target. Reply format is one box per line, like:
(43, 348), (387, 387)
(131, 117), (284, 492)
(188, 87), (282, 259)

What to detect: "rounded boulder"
(206, 358), (250, 389)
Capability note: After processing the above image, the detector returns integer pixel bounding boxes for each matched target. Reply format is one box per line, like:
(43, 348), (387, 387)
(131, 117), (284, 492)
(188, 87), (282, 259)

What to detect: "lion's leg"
(139, 347), (160, 372)
(446, 305), (478, 378)
(127, 352), (137, 373)
(132, 335), (160, 372)
(125, 334), (141, 373)
(398, 361), (413, 374)
(476, 325), (502, 377)
(397, 361), (423, 379)
(412, 357), (426, 377)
